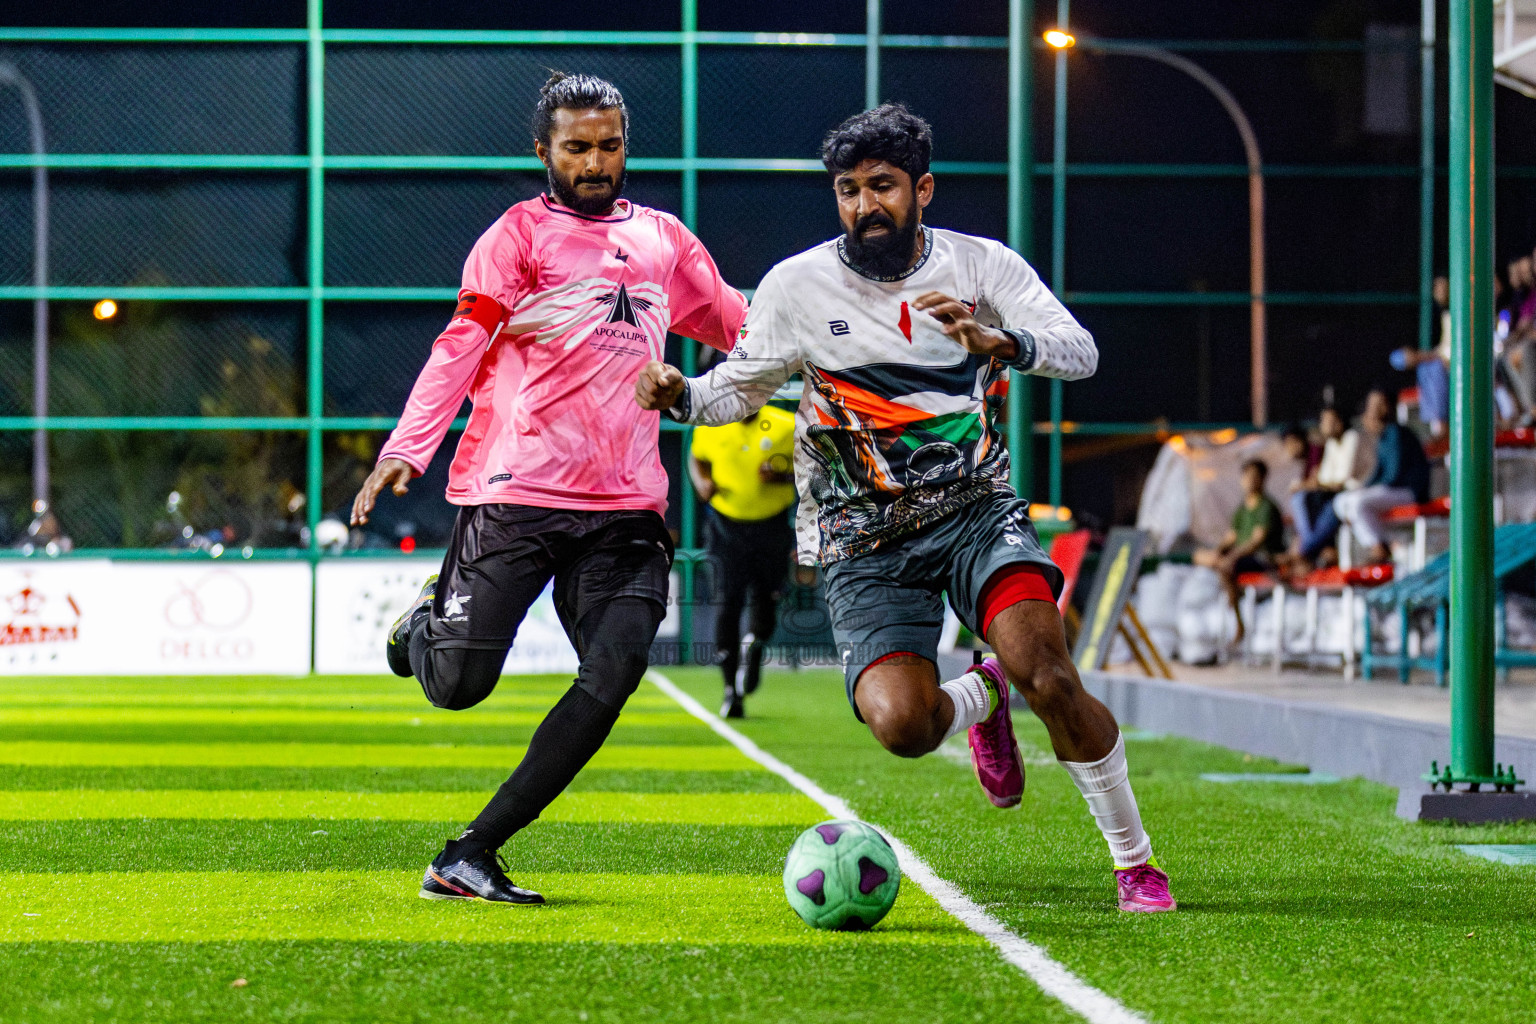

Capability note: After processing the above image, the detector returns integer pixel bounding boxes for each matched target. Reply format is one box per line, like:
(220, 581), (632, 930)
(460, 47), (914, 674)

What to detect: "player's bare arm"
(687, 452), (718, 501)
(350, 457), (414, 526)
(912, 291), (1020, 360)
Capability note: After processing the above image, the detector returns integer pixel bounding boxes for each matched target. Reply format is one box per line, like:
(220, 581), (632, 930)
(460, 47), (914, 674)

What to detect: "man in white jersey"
(636, 104), (1174, 911)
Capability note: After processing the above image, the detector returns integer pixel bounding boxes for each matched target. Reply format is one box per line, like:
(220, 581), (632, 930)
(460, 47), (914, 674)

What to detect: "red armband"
(450, 290), (505, 338)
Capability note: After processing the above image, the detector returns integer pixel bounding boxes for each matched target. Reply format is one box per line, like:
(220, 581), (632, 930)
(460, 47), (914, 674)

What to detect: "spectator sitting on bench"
(1289, 404), (1374, 573)
(1281, 422), (1320, 483)
(1502, 254), (1536, 425)
(1332, 388), (1430, 566)
(1195, 459), (1285, 643)
(1392, 275), (1450, 438)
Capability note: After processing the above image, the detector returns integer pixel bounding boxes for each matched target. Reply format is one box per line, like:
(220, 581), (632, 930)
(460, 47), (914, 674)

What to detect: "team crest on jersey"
(589, 283), (657, 354)
(598, 283), (652, 327)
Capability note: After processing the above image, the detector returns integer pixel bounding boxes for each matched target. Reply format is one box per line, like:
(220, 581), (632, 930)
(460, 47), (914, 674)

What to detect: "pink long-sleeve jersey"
(379, 194), (746, 516)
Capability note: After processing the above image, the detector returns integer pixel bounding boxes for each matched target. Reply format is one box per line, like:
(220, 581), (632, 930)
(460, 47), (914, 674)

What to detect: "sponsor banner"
(658, 570), (682, 639)
(314, 560), (439, 676)
(0, 561), (114, 675)
(0, 561), (311, 675)
(114, 564), (313, 675)
(314, 561), (578, 677)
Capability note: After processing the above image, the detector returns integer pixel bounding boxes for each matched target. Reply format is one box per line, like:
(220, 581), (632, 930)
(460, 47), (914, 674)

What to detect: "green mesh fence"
(0, 12), (1451, 558)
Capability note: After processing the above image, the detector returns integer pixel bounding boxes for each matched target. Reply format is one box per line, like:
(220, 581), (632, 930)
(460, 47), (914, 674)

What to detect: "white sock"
(939, 670), (994, 742)
(1059, 733), (1153, 869)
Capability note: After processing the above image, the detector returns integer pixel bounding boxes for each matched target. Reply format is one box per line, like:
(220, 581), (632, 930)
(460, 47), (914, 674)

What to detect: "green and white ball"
(782, 819), (901, 930)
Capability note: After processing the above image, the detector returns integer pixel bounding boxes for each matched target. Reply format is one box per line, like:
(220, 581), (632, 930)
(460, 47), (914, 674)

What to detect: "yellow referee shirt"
(690, 406), (797, 522)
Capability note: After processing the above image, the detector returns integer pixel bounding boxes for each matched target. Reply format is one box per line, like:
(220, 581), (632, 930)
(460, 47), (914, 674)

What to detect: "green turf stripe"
(0, 742), (749, 770)
(0, 693), (680, 711)
(0, 765), (795, 794)
(0, 708), (698, 728)
(0, 790), (822, 825)
(0, 871), (968, 946)
(1, 941), (1084, 1024)
(0, 676), (576, 694)
(0, 820), (810, 875)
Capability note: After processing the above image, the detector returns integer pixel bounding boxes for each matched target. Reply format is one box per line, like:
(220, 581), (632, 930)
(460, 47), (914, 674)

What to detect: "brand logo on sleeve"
(828, 320), (850, 336)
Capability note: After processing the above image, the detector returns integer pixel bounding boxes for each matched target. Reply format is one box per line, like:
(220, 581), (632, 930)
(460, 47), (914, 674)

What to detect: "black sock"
(719, 647), (740, 692)
(443, 684), (621, 861)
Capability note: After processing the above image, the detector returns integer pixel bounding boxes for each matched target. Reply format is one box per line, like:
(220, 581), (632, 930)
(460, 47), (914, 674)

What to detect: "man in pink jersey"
(350, 72), (745, 904)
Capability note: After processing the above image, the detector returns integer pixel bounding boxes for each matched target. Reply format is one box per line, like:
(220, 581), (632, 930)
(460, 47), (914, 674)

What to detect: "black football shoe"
(385, 573), (437, 678)
(720, 677), (745, 719)
(420, 847), (545, 905)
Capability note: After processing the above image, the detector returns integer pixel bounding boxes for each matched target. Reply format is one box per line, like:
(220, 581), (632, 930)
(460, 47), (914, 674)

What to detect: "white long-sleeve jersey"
(671, 226), (1097, 564)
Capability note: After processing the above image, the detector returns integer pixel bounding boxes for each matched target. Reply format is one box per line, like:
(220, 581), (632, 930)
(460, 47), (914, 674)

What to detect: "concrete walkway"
(935, 649), (1536, 818)
(1171, 662), (1536, 741)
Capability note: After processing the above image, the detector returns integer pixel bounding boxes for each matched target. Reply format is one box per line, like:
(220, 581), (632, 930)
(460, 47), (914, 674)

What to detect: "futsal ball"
(782, 819), (901, 930)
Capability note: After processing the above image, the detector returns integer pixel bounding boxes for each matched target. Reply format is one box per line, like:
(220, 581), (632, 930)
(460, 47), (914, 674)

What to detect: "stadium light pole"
(1418, 0), (1437, 354)
(1050, 35), (1269, 428)
(1047, 9), (1069, 507)
(0, 63), (50, 507)
(1007, 0), (1035, 497)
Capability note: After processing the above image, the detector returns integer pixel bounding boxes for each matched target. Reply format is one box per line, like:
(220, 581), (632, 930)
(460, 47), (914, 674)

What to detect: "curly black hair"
(532, 71), (628, 147)
(820, 102), (933, 183)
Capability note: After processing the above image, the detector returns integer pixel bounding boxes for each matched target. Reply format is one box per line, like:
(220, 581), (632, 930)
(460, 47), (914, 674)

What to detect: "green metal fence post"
(1049, 0), (1069, 508)
(305, 0), (326, 671)
(1418, 0), (1437, 353)
(865, 0), (881, 109)
(1007, 0), (1035, 497)
(679, 0), (699, 662)
(306, 0), (325, 560)
(1446, 0), (1496, 785)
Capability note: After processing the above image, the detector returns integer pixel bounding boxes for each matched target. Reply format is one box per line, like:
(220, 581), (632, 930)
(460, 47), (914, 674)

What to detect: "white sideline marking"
(647, 671), (1147, 1024)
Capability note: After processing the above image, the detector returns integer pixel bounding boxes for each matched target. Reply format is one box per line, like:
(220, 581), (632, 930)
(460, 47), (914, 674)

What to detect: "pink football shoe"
(966, 657), (1025, 808)
(1114, 858), (1177, 912)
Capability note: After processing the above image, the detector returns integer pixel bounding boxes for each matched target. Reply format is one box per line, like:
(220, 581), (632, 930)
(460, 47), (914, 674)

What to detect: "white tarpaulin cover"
(1136, 432), (1300, 555)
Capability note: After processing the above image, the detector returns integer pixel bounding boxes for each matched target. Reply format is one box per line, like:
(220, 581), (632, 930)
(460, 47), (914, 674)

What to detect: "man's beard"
(547, 163), (627, 216)
(842, 206), (920, 278)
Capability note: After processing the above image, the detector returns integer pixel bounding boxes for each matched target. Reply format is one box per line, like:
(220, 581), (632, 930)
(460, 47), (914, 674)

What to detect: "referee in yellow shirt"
(689, 404), (797, 718)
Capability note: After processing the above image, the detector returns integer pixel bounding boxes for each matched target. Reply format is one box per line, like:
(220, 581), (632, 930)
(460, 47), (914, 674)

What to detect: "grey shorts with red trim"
(821, 489), (1062, 720)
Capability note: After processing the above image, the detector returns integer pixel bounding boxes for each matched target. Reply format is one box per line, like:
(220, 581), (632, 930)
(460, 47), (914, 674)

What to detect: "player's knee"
(1010, 657), (1081, 719)
(575, 599), (663, 709)
(419, 648), (502, 711)
(579, 643), (650, 708)
(859, 693), (940, 758)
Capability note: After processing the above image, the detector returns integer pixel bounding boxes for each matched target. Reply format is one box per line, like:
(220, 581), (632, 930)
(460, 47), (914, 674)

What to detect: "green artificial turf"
(0, 674), (1074, 1024)
(3, 669), (1533, 1023)
(660, 667), (1536, 1024)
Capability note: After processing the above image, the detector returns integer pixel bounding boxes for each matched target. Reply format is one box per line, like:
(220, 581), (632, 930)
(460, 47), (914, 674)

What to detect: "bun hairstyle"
(533, 70), (629, 147)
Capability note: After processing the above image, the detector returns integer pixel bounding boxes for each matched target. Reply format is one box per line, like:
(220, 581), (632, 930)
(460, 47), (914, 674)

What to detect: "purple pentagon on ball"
(857, 856), (889, 895)
(796, 869), (827, 906)
(836, 915), (871, 932)
(815, 823), (846, 845)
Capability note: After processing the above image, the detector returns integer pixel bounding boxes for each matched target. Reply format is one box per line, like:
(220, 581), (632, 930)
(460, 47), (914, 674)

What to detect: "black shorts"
(424, 503), (674, 652)
(822, 489), (1062, 718)
(704, 509), (794, 600)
